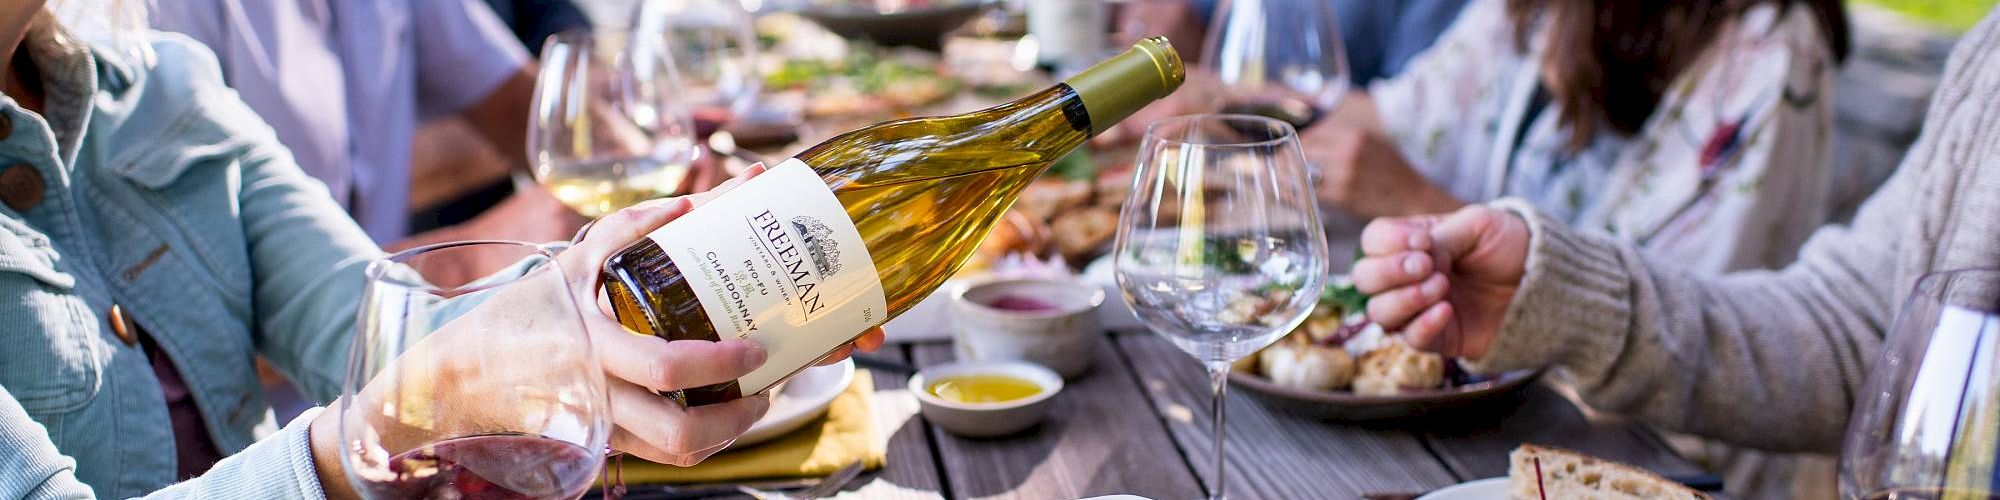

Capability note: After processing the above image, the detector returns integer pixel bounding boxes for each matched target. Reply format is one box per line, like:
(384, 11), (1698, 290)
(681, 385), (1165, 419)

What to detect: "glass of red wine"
(1199, 0), (1350, 130)
(1840, 269), (2000, 500)
(635, 0), (761, 137)
(340, 241), (612, 500)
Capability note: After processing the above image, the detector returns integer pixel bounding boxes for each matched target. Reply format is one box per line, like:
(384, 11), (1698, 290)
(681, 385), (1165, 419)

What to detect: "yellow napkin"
(616, 371), (885, 484)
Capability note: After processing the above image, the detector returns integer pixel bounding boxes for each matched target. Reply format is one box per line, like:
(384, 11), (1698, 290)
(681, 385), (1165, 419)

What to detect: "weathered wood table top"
(836, 331), (1707, 499)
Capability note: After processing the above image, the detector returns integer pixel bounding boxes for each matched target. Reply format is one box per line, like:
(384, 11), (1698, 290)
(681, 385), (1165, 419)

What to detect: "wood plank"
(1116, 332), (1460, 499)
(849, 344), (946, 499)
(1416, 381), (1708, 481)
(914, 338), (1204, 500)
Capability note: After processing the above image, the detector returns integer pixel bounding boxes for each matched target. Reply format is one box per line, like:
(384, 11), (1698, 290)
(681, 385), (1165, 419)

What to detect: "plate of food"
(730, 358), (856, 448)
(1416, 445), (1714, 499)
(1226, 277), (1539, 421)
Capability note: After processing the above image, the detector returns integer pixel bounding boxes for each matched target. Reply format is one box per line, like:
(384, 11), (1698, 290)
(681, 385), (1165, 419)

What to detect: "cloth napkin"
(617, 371), (885, 484)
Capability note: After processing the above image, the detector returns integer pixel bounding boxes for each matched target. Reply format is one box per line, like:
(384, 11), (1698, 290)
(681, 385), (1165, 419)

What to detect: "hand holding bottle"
(1348, 205), (1530, 360)
(555, 164), (882, 465)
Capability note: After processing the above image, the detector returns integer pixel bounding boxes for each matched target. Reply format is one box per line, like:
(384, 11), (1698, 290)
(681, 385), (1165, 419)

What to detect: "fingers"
(595, 333), (767, 393)
(1358, 215), (1437, 256)
(855, 328), (886, 352)
(1398, 302), (1458, 355)
(608, 382), (770, 465)
(1351, 251), (1431, 294)
(1365, 272), (1448, 329)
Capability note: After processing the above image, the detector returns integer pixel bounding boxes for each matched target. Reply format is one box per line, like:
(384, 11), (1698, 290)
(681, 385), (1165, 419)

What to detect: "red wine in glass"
(356, 433), (598, 500)
(1218, 97), (1323, 130)
(692, 107), (733, 138)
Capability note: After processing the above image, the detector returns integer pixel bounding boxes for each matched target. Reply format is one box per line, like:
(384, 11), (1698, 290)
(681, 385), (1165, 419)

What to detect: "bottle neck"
(1061, 37), (1185, 135)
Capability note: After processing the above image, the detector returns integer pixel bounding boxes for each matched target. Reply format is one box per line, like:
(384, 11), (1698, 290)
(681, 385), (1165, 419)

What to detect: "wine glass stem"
(1207, 362), (1230, 500)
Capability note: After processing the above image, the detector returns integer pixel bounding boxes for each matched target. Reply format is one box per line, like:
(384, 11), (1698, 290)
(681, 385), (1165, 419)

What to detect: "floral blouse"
(1369, 0), (1837, 274)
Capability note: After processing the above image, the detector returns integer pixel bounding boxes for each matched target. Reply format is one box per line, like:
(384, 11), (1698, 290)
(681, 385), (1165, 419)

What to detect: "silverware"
(735, 461), (866, 500)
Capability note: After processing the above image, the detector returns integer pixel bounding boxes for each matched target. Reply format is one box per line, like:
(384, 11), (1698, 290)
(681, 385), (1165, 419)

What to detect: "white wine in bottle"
(602, 37), (1184, 406)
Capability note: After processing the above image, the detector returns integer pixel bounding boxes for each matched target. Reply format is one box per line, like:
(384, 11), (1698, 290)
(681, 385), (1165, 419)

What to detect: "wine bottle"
(602, 37), (1185, 406)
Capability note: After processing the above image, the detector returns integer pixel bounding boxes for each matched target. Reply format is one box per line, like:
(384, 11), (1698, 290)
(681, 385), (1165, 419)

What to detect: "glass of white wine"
(1840, 269), (2000, 500)
(530, 28), (702, 218)
(1113, 114), (1328, 500)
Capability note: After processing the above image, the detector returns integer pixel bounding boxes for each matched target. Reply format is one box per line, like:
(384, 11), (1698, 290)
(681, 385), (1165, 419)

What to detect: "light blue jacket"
(0, 25), (379, 499)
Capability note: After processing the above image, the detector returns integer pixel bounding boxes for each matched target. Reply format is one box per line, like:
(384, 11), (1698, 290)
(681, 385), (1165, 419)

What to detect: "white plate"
(1416, 478), (1509, 500)
(730, 359), (856, 448)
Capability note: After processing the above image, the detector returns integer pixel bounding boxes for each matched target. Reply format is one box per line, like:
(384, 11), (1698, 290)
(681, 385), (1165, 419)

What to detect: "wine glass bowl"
(340, 241), (611, 500)
(1112, 114), (1329, 499)
(531, 28), (702, 218)
(1840, 269), (2000, 500)
(1199, 0), (1350, 129)
(635, 0), (762, 135)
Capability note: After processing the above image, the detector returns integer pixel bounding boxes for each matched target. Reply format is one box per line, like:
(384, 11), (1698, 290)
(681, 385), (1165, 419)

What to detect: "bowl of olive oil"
(909, 360), (1063, 437)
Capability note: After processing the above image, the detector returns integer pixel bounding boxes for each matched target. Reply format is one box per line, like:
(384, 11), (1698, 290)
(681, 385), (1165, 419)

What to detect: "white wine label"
(644, 159), (887, 394)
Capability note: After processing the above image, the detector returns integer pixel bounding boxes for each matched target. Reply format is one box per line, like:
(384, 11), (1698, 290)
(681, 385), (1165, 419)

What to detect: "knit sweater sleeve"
(1464, 9), (2000, 453)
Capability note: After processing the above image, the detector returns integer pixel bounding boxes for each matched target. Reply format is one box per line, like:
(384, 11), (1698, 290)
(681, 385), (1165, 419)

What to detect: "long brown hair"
(1508, 0), (1849, 151)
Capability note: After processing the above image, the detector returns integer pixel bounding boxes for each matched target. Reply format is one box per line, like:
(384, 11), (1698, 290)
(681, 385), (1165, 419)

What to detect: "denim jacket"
(1, 24), (378, 499)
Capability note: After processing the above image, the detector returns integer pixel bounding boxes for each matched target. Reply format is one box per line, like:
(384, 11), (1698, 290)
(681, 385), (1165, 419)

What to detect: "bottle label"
(643, 159), (887, 394)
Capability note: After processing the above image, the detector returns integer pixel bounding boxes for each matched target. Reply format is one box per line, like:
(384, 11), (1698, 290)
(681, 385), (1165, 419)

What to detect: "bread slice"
(1509, 445), (1709, 499)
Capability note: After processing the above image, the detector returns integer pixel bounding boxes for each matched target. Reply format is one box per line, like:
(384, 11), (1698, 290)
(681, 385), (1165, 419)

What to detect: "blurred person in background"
(3, 1), (893, 495)
(149, 0), (586, 255)
(1350, 7), (2000, 499)
(1116, 0), (1473, 86)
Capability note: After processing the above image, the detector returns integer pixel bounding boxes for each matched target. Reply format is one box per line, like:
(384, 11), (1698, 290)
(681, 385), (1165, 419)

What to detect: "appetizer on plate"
(1233, 278), (1480, 396)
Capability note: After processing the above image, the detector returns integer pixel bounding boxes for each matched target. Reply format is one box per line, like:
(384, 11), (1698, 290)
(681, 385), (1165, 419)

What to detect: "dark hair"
(1507, 0), (1850, 152)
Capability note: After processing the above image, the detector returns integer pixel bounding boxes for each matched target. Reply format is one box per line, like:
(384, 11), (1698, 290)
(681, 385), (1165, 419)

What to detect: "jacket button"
(0, 163), (43, 212)
(108, 304), (138, 347)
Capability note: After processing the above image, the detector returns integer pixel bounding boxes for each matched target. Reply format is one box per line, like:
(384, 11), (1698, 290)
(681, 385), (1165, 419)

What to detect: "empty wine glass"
(1113, 114), (1329, 500)
(339, 241), (612, 500)
(635, 0), (762, 136)
(1841, 269), (2000, 499)
(531, 28), (702, 218)
(1199, 0), (1350, 129)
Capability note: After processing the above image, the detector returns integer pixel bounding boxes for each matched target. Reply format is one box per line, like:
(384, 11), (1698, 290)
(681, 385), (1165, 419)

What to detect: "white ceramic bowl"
(949, 277), (1105, 378)
(909, 360), (1064, 438)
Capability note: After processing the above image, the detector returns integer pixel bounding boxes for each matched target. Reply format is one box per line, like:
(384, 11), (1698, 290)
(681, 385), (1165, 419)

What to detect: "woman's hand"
(1303, 123), (1464, 219)
(555, 164), (883, 465)
(1348, 205), (1529, 360)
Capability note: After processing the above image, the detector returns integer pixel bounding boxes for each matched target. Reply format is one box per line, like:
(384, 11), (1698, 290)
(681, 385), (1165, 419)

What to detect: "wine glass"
(1199, 0), (1350, 129)
(339, 241), (612, 500)
(531, 28), (702, 218)
(634, 0), (762, 136)
(1841, 269), (2000, 500)
(1113, 114), (1329, 500)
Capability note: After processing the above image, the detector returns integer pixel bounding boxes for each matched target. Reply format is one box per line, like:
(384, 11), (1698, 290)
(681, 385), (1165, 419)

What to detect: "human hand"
(556, 164), (881, 464)
(1347, 205), (1529, 359)
(1302, 123), (1463, 219)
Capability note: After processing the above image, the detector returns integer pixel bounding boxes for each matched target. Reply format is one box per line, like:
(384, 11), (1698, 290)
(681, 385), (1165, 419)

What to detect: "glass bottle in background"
(1200, 0), (1350, 129)
(1027, 0), (1110, 71)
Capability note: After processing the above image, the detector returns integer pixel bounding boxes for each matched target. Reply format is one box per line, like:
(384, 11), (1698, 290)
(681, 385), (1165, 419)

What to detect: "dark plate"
(1229, 369), (1542, 421)
(796, 1), (992, 50)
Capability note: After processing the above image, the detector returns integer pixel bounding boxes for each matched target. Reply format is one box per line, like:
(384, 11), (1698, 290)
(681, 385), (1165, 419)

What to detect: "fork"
(736, 461), (866, 499)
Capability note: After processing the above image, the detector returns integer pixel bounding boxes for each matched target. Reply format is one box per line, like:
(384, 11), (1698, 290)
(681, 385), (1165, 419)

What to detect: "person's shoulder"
(83, 31), (283, 184)
(1732, 3), (1833, 65)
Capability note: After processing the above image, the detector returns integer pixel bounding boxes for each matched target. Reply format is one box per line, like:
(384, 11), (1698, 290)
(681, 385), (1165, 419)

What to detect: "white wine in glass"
(531, 28), (701, 217)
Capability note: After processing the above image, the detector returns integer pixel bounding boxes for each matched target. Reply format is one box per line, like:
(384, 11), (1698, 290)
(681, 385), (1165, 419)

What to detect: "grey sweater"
(1472, 10), (2000, 454)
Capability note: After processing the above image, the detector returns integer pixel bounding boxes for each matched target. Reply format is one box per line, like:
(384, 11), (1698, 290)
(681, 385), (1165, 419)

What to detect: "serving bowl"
(909, 360), (1063, 437)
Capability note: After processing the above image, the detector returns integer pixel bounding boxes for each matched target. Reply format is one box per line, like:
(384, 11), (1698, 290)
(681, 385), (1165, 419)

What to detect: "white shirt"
(1369, 0), (1837, 274)
(151, 0), (531, 242)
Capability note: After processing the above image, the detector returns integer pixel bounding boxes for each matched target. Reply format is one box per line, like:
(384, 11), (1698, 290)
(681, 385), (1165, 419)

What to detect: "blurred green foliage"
(1857, 0), (1999, 32)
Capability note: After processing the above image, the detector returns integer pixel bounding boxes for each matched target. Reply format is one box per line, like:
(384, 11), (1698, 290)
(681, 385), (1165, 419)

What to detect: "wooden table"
(831, 331), (1708, 499)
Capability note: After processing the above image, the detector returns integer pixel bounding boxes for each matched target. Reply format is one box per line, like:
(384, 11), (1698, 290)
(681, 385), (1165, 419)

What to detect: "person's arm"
(0, 386), (93, 498)
(1349, 12), (2000, 451)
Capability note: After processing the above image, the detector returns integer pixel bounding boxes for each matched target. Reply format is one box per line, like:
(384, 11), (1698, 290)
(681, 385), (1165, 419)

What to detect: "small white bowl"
(949, 277), (1105, 378)
(909, 360), (1064, 438)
